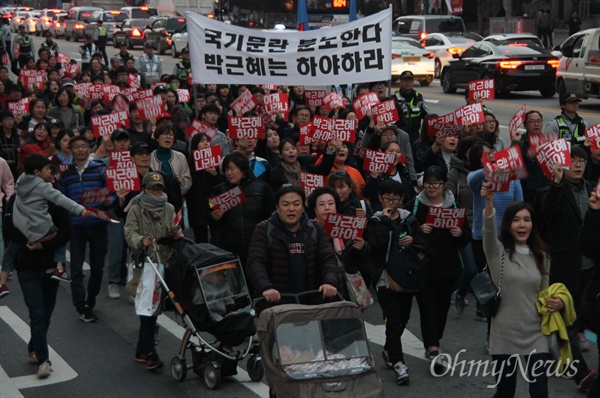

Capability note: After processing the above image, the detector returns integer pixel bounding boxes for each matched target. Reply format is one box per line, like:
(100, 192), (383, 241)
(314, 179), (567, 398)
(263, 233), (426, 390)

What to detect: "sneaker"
(51, 268), (71, 283)
(78, 308), (98, 323)
(451, 290), (469, 306)
(37, 361), (52, 378)
(382, 349), (394, 369)
(425, 349), (440, 360)
(0, 284), (9, 298)
(578, 332), (590, 352)
(27, 351), (37, 363)
(145, 353), (163, 370)
(393, 361), (410, 385)
(108, 284), (120, 299)
(454, 293), (466, 315)
(577, 370), (598, 392)
(431, 353), (451, 374)
(134, 352), (147, 363)
(475, 310), (487, 322)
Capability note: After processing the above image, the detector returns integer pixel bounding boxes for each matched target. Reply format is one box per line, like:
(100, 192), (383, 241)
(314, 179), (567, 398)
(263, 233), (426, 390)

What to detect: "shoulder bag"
(471, 252), (504, 318)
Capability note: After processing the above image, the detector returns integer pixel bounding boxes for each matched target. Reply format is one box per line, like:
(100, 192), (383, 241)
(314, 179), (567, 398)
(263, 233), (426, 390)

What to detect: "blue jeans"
(492, 353), (550, 398)
(456, 240), (478, 298)
(70, 224), (108, 312)
(107, 221), (127, 285)
(17, 270), (59, 366)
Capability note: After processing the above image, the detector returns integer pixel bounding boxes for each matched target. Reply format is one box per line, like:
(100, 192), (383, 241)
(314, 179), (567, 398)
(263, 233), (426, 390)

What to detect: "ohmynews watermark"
(430, 349), (579, 389)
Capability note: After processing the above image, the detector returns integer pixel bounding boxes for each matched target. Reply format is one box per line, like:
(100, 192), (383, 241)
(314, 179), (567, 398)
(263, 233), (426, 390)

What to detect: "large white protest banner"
(187, 8), (392, 85)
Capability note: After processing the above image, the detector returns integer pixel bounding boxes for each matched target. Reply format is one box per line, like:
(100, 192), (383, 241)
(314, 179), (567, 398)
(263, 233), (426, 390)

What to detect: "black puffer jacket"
(246, 212), (339, 297)
(209, 175), (275, 261)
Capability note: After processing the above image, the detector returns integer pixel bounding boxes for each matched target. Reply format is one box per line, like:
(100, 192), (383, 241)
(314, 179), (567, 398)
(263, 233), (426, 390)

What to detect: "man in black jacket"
(246, 186), (338, 301)
(8, 202), (71, 379)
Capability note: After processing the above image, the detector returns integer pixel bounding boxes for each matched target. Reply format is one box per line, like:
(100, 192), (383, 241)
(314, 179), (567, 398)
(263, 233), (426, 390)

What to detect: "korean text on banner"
(508, 105), (526, 141)
(192, 146), (222, 171)
(363, 148), (396, 174)
(105, 167), (141, 192)
(208, 186), (247, 213)
(585, 123), (600, 152)
(426, 207), (466, 229)
(228, 116), (264, 139)
(536, 138), (572, 179)
(324, 213), (368, 240)
(91, 111), (131, 137)
(187, 8), (392, 85)
(468, 79), (494, 101)
(300, 170), (324, 197)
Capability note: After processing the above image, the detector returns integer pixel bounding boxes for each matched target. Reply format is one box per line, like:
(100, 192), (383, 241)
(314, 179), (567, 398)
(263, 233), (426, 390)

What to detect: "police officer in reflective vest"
(172, 47), (191, 88)
(544, 92), (587, 146)
(79, 33), (97, 72)
(12, 24), (34, 69)
(40, 31), (59, 57)
(394, 71), (429, 144)
(95, 20), (108, 66)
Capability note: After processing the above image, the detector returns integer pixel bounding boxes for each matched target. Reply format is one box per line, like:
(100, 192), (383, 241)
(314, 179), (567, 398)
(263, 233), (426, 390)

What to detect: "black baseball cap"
(400, 71), (415, 80)
(111, 128), (130, 142)
(130, 142), (152, 156)
(560, 92), (582, 105)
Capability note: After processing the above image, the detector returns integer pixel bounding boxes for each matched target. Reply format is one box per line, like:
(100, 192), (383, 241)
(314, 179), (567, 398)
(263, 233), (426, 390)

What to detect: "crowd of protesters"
(0, 26), (597, 397)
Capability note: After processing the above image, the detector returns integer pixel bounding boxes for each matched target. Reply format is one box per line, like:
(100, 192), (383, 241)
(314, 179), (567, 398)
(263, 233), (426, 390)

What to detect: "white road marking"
(157, 315), (271, 396)
(425, 99), (440, 104)
(0, 306), (78, 391)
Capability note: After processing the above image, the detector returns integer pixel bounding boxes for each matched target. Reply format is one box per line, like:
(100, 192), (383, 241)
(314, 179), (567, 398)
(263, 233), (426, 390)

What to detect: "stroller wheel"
(247, 355), (264, 382)
(170, 356), (187, 381)
(204, 364), (221, 390)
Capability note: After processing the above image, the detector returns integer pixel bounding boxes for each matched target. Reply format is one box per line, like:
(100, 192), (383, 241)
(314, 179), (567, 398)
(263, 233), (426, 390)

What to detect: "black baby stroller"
(255, 292), (384, 398)
(148, 240), (263, 389)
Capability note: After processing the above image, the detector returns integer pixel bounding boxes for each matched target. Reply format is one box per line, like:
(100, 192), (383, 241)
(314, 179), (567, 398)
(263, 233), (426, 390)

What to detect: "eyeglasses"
(160, 133), (175, 138)
(381, 197), (402, 204)
(484, 120), (497, 124)
(135, 150), (152, 156)
(573, 159), (587, 165)
(424, 181), (444, 188)
(71, 145), (89, 150)
(526, 119), (543, 124)
(146, 186), (164, 194)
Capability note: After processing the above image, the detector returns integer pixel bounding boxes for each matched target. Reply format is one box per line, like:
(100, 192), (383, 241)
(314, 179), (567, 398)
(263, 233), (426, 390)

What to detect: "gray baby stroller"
(255, 292), (384, 398)
(150, 241), (263, 389)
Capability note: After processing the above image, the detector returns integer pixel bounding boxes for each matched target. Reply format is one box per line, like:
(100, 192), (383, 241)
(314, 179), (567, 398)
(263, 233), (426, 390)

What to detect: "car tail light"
(56, 22), (60, 27)
(167, 39), (172, 45)
(420, 32), (426, 40)
(298, 22), (304, 31)
(424, 52), (434, 59)
(547, 59), (559, 68)
(75, 23), (85, 29)
(140, 7), (148, 10)
(498, 60), (522, 69)
(63, 22), (66, 28)
(161, 30), (167, 37)
(14, 17), (21, 22)
(177, 18), (184, 22)
(447, 47), (464, 55)
(207, 13), (214, 19)
(508, 43), (527, 47)
(109, 11), (120, 14)
(391, 54), (402, 60)
(132, 28), (141, 37)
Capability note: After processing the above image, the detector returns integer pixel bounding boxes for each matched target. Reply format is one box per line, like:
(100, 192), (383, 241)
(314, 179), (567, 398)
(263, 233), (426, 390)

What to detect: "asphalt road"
(0, 34), (598, 398)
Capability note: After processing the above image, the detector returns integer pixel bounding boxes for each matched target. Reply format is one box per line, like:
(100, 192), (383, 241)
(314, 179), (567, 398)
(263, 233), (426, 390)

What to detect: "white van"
(393, 15), (466, 40)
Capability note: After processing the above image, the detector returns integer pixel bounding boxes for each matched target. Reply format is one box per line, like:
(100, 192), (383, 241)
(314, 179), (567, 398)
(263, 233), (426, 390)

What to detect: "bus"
(296, 0), (357, 31)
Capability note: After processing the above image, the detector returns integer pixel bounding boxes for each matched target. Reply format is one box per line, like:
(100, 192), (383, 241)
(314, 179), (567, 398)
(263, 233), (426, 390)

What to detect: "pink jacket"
(0, 157), (15, 212)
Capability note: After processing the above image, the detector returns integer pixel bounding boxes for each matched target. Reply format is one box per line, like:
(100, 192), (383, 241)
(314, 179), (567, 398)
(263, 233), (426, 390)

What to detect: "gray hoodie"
(13, 173), (85, 242)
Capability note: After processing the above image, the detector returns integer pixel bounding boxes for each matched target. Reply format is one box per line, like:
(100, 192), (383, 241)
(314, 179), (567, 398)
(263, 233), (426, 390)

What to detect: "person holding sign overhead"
(404, 166), (470, 364)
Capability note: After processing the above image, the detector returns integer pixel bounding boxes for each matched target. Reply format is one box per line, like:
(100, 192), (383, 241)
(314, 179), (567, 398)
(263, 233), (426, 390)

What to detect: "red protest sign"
(105, 167), (140, 192)
(66, 62), (80, 78)
(483, 146), (528, 192)
(130, 88), (154, 101)
(259, 84), (277, 91)
(74, 82), (93, 98)
(79, 187), (110, 204)
(426, 207), (466, 229)
(8, 98), (29, 114)
(324, 213), (368, 240)
(135, 95), (166, 121)
(176, 89), (190, 103)
(127, 73), (141, 90)
(536, 139), (572, 179)
(231, 89), (258, 116)
(90, 111), (130, 137)
(112, 94), (130, 115)
(426, 114), (463, 138)
(363, 148), (396, 174)
(263, 93), (289, 122)
(307, 116), (335, 142)
(299, 170), (324, 197)
(451, 0), (463, 14)
(83, 205), (120, 224)
(228, 116), (264, 139)
(18, 69), (44, 91)
(120, 87), (136, 101)
(57, 52), (70, 65)
(110, 151), (135, 168)
(585, 123), (600, 152)
(322, 91), (345, 113)
(305, 89), (327, 107)
(208, 186), (247, 213)
(192, 146), (222, 171)
(331, 118), (357, 142)
(529, 132), (559, 152)
(102, 85), (121, 102)
(371, 99), (400, 125)
(509, 105), (527, 141)
(453, 103), (484, 125)
(298, 123), (318, 146)
(352, 92), (380, 120)
(186, 118), (218, 140)
(468, 79), (495, 101)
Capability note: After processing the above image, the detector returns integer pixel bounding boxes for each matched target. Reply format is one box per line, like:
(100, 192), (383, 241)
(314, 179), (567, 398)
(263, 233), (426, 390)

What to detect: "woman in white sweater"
(481, 183), (563, 398)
